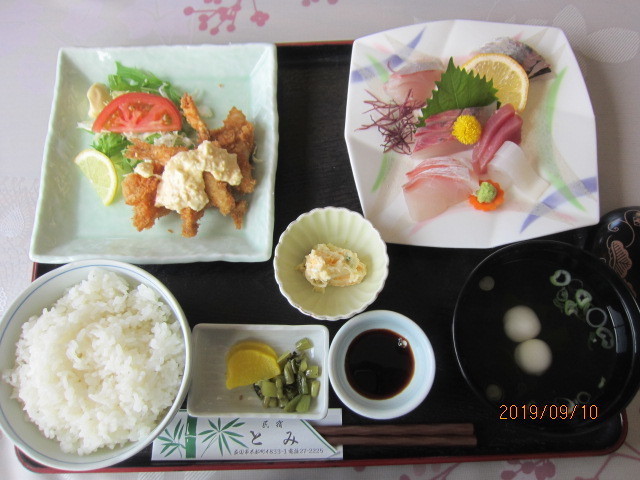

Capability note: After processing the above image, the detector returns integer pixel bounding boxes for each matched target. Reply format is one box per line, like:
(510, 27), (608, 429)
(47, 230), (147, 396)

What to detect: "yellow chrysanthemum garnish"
(452, 114), (482, 145)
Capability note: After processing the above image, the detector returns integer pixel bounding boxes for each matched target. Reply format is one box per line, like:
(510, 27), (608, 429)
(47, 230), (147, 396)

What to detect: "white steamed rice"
(2, 269), (185, 455)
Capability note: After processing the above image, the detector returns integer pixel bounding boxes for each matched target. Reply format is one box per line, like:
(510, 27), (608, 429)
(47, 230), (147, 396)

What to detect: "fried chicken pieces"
(121, 94), (256, 237)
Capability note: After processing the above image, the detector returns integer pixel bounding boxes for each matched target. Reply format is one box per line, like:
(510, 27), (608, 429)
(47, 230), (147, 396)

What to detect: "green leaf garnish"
(91, 132), (138, 174)
(91, 132), (131, 158)
(417, 58), (498, 125)
(108, 62), (183, 105)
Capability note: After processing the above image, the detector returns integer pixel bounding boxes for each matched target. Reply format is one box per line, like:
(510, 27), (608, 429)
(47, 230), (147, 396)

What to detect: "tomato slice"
(92, 92), (182, 133)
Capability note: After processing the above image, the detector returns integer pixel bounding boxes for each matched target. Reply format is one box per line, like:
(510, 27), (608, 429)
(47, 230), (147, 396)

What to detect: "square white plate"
(187, 324), (329, 420)
(344, 20), (598, 249)
(30, 44), (278, 264)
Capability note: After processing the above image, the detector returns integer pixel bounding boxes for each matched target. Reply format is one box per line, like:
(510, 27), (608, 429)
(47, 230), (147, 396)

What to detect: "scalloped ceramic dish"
(187, 323), (329, 420)
(30, 44), (278, 264)
(344, 20), (598, 248)
(0, 260), (192, 471)
(273, 207), (389, 321)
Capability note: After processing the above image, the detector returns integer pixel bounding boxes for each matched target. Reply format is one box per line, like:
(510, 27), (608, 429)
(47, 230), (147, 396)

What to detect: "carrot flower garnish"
(469, 180), (505, 211)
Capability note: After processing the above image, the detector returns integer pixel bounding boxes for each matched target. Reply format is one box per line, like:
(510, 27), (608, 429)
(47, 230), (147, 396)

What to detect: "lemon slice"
(225, 348), (281, 390)
(74, 148), (118, 206)
(462, 53), (529, 112)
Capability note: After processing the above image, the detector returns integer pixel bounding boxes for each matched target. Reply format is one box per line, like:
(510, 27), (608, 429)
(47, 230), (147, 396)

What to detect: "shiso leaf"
(417, 58), (498, 125)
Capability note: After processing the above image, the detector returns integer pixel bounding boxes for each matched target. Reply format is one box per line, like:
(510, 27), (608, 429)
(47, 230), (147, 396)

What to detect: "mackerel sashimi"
(476, 37), (552, 78)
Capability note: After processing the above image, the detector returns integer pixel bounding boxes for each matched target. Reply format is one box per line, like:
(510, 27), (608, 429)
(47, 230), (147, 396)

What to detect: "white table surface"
(2, 0), (640, 478)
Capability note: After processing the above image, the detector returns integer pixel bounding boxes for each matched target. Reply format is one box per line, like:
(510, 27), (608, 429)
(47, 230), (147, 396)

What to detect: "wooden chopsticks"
(314, 423), (477, 447)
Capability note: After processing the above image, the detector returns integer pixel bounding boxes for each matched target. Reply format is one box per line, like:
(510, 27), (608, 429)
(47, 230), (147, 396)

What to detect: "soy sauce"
(345, 328), (414, 399)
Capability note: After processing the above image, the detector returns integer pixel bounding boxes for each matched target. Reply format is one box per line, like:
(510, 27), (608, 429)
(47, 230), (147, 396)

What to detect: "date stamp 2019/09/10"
(499, 404), (599, 421)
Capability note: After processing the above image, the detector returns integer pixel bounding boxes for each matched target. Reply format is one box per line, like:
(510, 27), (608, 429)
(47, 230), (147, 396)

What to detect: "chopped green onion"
(576, 289), (592, 308)
(564, 299), (578, 316)
(550, 269), (571, 286)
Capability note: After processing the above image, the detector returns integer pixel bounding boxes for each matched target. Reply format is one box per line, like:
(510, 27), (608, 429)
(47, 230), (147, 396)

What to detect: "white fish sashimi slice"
(486, 141), (549, 200)
(402, 157), (477, 222)
(405, 157), (477, 188)
(412, 135), (469, 159)
(384, 69), (443, 106)
(403, 174), (476, 222)
(406, 156), (472, 177)
(404, 167), (472, 190)
(394, 56), (445, 75)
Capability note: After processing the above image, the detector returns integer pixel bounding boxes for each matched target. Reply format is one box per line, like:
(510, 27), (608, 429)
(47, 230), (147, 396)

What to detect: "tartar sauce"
(155, 140), (242, 212)
(297, 243), (367, 292)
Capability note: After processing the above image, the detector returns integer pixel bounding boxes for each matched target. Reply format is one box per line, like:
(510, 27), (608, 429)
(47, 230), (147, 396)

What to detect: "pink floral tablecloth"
(1, 1), (640, 479)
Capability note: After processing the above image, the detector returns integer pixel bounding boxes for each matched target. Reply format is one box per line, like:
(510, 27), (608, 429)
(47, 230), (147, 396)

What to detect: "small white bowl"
(0, 260), (191, 472)
(187, 323), (329, 420)
(328, 310), (435, 420)
(274, 207), (389, 321)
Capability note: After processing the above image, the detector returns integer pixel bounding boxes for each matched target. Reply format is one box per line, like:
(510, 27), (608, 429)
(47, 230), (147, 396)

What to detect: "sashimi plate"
(30, 44), (278, 264)
(344, 20), (598, 249)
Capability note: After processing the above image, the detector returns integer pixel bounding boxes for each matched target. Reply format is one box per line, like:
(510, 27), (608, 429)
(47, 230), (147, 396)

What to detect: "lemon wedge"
(462, 53), (529, 112)
(225, 347), (281, 390)
(74, 148), (118, 206)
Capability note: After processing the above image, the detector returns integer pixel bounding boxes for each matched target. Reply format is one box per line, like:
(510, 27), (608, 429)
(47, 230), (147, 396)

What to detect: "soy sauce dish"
(328, 310), (435, 420)
(453, 240), (640, 432)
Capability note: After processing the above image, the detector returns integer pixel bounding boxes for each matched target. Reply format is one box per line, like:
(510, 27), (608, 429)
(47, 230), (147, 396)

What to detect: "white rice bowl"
(0, 260), (191, 471)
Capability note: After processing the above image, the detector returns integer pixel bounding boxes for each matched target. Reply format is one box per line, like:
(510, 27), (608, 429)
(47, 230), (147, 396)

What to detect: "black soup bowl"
(453, 240), (640, 433)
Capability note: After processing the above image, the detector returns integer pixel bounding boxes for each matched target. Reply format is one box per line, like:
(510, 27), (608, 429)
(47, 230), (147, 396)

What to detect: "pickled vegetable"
(252, 338), (321, 413)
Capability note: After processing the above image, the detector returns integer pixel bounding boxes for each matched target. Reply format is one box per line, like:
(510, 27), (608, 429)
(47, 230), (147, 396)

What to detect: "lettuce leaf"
(91, 132), (137, 174)
(108, 62), (183, 105)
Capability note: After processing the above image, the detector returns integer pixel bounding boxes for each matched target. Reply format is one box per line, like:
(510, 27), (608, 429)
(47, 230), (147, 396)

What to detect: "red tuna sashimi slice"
(384, 69), (443, 106)
(472, 105), (522, 174)
(403, 173), (476, 222)
(475, 115), (522, 174)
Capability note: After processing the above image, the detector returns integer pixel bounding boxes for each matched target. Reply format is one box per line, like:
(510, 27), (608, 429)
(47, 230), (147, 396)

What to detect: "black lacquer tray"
(18, 43), (625, 473)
